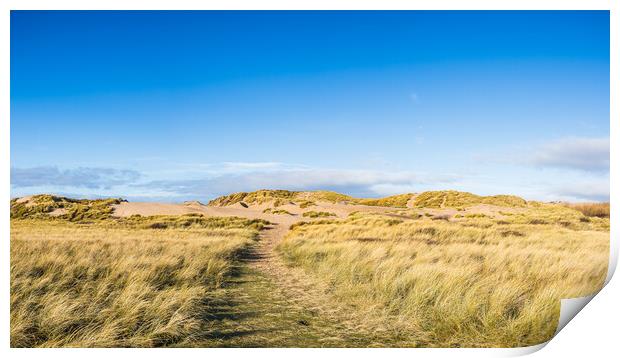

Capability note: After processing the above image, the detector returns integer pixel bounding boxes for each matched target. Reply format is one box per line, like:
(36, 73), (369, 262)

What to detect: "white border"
(2, 1), (616, 357)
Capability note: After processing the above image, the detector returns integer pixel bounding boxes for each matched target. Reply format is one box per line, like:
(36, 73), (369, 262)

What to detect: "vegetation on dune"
(307, 191), (355, 203)
(453, 213), (488, 219)
(209, 190), (409, 208)
(563, 202), (610, 218)
(355, 194), (412, 208)
(297, 200), (316, 209)
(10, 195), (123, 221)
(278, 209), (609, 347)
(10, 220), (259, 347)
(491, 204), (609, 231)
(272, 198), (293, 207)
(412, 191), (527, 209)
(208, 189), (533, 210)
(206, 190), (342, 208)
(289, 219), (338, 231)
(309, 191), (412, 207)
(431, 213), (451, 221)
(10, 195), (270, 230)
(302, 211), (336, 218)
(208, 190), (298, 207)
(262, 208), (294, 215)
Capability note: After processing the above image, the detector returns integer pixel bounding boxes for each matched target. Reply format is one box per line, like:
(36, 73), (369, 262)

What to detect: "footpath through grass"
(189, 266), (398, 347)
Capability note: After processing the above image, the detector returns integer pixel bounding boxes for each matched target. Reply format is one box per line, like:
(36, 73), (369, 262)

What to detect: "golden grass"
(302, 211), (336, 218)
(208, 190), (412, 207)
(11, 195), (123, 221)
(262, 208), (293, 215)
(564, 202), (610, 218)
(10, 219), (258, 347)
(208, 190), (297, 206)
(118, 213), (269, 230)
(298, 200), (316, 209)
(356, 194), (412, 208)
(208, 190), (355, 206)
(495, 204), (609, 231)
(412, 191), (527, 209)
(209, 189), (532, 210)
(307, 190), (356, 203)
(278, 209), (609, 347)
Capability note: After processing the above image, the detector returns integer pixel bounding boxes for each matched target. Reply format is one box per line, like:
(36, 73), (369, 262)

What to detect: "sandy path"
(241, 220), (385, 341)
(244, 221), (325, 302)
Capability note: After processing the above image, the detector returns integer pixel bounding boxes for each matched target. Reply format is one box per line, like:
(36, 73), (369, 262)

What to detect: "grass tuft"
(302, 211), (336, 218)
(262, 208), (293, 216)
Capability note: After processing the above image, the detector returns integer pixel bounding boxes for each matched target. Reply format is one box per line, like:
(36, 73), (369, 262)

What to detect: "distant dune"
(10, 190), (538, 226)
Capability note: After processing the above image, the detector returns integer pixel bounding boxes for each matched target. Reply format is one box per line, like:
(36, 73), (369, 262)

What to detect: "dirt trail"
(245, 223), (289, 272)
(243, 218), (346, 321)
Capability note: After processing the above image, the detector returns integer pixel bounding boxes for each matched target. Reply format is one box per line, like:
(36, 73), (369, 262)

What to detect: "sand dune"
(111, 199), (398, 227)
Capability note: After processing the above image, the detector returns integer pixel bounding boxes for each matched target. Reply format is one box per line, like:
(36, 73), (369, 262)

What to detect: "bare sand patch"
(48, 208), (67, 217)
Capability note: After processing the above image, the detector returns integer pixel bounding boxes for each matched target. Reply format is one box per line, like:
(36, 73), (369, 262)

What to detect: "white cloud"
(529, 137), (609, 172)
(551, 179), (610, 202)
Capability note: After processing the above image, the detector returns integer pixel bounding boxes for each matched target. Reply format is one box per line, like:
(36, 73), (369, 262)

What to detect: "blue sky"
(10, 11), (610, 202)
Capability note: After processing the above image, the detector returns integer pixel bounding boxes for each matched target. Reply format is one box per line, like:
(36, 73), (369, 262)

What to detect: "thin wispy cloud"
(11, 166), (141, 190)
(160, 162), (308, 178)
(221, 162), (284, 170)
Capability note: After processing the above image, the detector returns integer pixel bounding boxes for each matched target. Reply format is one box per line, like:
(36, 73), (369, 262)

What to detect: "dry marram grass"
(564, 202), (610, 218)
(10, 219), (258, 347)
(278, 207), (609, 347)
